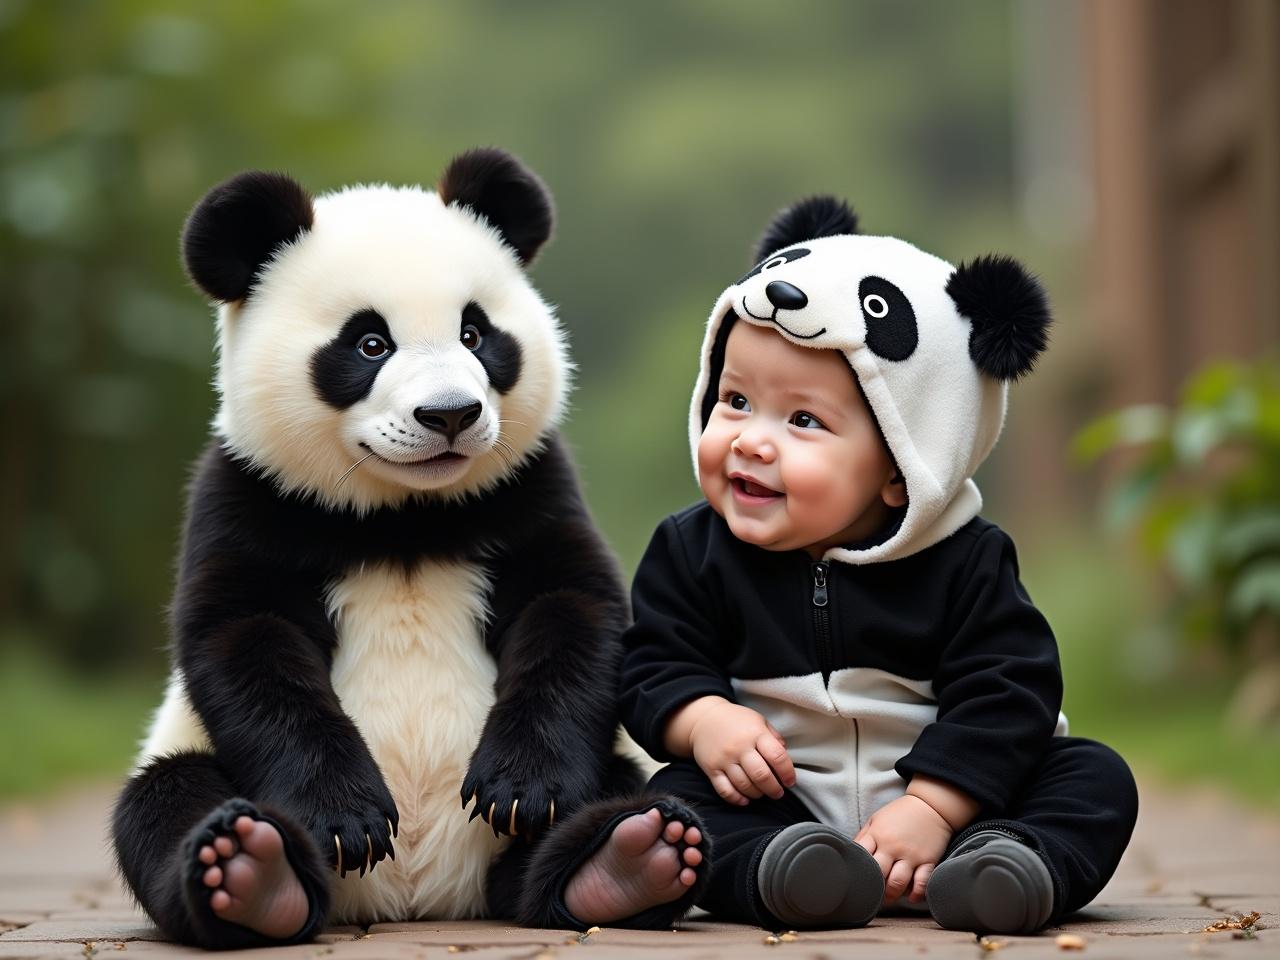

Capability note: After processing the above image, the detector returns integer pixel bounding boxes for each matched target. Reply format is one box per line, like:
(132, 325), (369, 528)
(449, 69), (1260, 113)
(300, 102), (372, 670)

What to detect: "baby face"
(698, 320), (903, 556)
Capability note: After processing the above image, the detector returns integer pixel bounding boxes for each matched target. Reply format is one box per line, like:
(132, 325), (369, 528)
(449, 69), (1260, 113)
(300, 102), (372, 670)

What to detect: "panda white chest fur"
(140, 558), (508, 922)
(324, 560), (506, 922)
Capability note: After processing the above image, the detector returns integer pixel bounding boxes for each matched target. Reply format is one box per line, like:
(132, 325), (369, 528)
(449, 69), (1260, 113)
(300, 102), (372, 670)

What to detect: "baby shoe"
(927, 829), (1054, 934)
(757, 823), (884, 928)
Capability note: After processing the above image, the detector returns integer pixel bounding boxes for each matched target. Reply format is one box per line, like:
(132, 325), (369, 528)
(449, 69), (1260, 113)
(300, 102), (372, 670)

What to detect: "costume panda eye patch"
(461, 301), (522, 395)
(736, 247), (810, 285)
(858, 276), (917, 361)
(310, 308), (397, 410)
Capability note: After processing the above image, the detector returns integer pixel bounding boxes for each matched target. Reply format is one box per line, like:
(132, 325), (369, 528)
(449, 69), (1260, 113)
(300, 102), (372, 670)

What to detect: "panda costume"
(111, 149), (671, 948)
(599, 197), (1138, 934)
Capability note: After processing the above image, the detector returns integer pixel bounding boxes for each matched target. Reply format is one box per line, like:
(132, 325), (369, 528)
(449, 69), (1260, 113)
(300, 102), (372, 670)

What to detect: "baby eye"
(790, 411), (824, 430)
(725, 392), (751, 411)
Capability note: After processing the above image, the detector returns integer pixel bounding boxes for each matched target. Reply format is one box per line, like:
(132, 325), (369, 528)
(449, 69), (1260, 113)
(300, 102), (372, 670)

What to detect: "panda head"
(183, 148), (569, 513)
(690, 195), (1052, 564)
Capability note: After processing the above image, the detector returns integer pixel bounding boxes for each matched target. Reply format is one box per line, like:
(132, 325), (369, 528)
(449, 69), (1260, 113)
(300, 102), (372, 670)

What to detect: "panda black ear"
(438, 147), (554, 266)
(181, 171), (314, 303)
(754, 195), (858, 264)
(946, 254), (1051, 381)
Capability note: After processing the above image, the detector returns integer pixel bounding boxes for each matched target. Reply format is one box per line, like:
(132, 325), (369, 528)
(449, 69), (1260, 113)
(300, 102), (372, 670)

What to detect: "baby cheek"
(697, 427), (730, 501)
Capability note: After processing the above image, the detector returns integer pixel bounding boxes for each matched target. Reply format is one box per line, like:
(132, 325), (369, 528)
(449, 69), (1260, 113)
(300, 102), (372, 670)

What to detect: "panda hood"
(689, 196), (1051, 566)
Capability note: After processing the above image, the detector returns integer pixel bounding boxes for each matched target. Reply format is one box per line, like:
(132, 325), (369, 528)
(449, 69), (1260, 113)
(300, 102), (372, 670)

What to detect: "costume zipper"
(812, 561), (831, 681)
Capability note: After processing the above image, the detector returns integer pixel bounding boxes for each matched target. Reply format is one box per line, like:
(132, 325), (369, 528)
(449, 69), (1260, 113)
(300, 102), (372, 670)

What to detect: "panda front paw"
(460, 742), (598, 840)
(287, 775), (400, 878)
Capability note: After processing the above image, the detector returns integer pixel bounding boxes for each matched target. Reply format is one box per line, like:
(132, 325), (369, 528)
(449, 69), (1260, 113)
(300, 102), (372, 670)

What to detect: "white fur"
(212, 184), (571, 514)
(138, 558), (508, 922)
(325, 560), (506, 923)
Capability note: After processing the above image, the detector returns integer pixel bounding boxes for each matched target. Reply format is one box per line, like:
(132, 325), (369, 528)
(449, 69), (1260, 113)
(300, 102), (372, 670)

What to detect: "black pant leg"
(648, 760), (820, 927)
(950, 737), (1138, 922)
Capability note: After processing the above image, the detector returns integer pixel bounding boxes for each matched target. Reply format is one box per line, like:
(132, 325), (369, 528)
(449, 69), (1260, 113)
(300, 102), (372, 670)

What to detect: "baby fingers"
(724, 763), (764, 800)
(885, 859), (914, 903)
(741, 749), (784, 799)
(755, 733), (796, 788)
(909, 862), (934, 903)
(708, 771), (749, 806)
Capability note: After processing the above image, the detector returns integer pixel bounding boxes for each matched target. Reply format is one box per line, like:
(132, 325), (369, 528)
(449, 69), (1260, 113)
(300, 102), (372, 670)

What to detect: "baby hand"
(853, 795), (953, 904)
(673, 697), (796, 805)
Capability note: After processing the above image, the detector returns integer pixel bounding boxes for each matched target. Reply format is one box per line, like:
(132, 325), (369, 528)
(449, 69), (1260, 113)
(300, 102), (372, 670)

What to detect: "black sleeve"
(618, 516), (735, 761)
(894, 526), (1063, 813)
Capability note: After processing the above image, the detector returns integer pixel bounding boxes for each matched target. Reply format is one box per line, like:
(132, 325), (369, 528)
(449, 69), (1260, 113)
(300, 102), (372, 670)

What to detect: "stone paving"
(0, 780), (1274, 959)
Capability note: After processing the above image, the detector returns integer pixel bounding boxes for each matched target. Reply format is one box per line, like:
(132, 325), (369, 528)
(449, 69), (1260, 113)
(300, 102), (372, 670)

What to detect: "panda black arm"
(461, 438), (630, 839)
(170, 445), (398, 876)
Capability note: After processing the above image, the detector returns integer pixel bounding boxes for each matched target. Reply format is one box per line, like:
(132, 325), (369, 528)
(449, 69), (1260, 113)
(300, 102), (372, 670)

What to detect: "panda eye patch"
(858, 276), (918, 362)
(460, 324), (483, 351)
(736, 247), (811, 285)
(357, 334), (390, 360)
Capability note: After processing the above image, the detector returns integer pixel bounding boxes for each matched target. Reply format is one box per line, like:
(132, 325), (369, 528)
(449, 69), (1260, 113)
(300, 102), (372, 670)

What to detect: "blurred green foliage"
(1075, 359), (1280, 662)
(1, 0), (1030, 682)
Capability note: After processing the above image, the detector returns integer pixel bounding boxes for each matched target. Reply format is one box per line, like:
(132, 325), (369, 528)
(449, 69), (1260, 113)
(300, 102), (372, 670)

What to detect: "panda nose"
(414, 401), (483, 444)
(765, 280), (808, 310)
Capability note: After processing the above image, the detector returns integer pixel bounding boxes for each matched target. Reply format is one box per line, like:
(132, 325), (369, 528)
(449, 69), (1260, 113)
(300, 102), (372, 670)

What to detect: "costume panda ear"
(946, 254), (1051, 381)
(754, 195), (858, 263)
(181, 171), (314, 303)
(438, 147), (554, 266)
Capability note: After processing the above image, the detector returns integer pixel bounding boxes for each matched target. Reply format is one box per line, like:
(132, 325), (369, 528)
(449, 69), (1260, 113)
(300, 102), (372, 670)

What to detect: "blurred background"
(1, 0), (1277, 805)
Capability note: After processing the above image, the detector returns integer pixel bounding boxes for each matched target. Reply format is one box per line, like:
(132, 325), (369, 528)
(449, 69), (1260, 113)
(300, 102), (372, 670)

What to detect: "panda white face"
(186, 152), (568, 514)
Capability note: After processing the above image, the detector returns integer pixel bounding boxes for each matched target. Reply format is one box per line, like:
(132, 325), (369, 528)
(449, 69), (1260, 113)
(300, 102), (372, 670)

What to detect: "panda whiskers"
(336, 451), (377, 489)
(492, 435), (520, 472)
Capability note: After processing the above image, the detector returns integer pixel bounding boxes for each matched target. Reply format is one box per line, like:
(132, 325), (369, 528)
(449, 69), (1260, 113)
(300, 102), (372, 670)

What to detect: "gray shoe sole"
(927, 837), (1054, 934)
(757, 824), (884, 928)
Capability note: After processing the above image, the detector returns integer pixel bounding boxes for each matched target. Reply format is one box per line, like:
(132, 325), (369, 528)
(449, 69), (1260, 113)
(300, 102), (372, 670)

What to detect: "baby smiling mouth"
(734, 477), (783, 498)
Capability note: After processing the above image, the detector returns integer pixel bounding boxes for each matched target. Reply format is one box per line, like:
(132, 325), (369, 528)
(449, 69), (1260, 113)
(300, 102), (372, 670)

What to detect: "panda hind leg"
(113, 751), (329, 948)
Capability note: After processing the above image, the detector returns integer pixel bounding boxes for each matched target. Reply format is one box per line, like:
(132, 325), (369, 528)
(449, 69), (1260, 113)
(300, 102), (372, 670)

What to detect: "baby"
(551, 197), (1138, 935)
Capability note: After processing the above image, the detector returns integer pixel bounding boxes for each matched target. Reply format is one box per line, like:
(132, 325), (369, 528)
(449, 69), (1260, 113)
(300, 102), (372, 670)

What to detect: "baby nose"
(765, 280), (808, 311)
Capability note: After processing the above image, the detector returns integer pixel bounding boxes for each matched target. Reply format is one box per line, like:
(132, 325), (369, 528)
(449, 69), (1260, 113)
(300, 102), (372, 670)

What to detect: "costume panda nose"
(414, 401), (482, 444)
(765, 280), (808, 310)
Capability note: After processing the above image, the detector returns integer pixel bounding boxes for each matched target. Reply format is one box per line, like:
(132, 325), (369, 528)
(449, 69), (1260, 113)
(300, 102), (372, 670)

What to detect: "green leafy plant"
(1074, 359), (1280, 682)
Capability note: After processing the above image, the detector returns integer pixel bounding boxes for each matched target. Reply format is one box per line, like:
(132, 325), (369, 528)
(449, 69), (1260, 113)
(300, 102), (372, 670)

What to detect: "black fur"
(753, 195), (858, 264)
(309, 309), (396, 409)
(113, 756), (331, 949)
(463, 301), (522, 394)
(438, 148), (554, 266)
(114, 435), (632, 945)
(858, 275), (918, 362)
(517, 794), (711, 930)
(946, 255), (1051, 381)
(182, 171), (313, 303)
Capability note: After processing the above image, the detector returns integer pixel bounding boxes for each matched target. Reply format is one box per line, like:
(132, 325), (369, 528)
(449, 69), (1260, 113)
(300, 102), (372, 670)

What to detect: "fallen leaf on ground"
(978, 937), (1005, 951)
(1203, 910), (1261, 934)
(1055, 933), (1086, 950)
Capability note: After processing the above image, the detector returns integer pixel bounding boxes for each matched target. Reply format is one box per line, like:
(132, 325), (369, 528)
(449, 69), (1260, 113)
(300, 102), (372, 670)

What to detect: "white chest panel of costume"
(733, 669), (1069, 834)
(324, 560), (507, 923)
(136, 558), (507, 924)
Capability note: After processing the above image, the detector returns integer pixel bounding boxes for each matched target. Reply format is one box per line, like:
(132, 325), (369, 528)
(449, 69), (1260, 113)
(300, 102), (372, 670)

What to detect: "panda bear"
(112, 148), (642, 948)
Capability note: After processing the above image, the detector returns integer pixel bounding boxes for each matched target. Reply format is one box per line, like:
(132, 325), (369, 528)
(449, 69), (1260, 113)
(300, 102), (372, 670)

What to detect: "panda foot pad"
(564, 807), (704, 925)
(193, 801), (310, 941)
